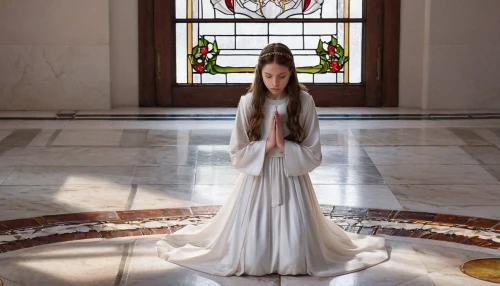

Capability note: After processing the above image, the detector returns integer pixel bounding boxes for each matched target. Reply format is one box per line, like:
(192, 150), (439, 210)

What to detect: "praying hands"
(265, 110), (285, 153)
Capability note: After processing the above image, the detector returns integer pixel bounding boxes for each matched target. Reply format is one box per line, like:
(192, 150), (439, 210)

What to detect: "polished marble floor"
(0, 108), (500, 285)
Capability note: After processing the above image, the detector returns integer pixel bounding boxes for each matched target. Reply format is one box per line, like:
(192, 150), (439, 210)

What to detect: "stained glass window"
(175, 0), (363, 84)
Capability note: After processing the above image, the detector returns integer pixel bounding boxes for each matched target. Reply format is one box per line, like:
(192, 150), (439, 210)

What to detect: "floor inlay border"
(0, 206), (499, 254)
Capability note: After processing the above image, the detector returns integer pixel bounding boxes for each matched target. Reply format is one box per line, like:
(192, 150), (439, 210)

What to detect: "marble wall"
(0, 0), (111, 110)
(400, 0), (500, 109)
(1, 1), (499, 110)
(110, 0), (139, 107)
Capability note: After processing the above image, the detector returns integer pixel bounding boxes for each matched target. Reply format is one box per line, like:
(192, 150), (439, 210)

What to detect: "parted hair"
(247, 43), (308, 143)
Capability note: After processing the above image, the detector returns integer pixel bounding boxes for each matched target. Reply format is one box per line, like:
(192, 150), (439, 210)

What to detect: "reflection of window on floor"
(175, 0), (363, 84)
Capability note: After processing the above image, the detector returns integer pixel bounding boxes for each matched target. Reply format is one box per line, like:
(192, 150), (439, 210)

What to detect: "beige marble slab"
(364, 146), (479, 165)
(191, 184), (235, 206)
(130, 184), (193, 210)
(195, 166), (241, 185)
(377, 164), (500, 185)
(313, 185), (403, 210)
(3, 166), (135, 185)
(0, 130), (13, 142)
(475, 129), (500, 148)
(124, 237), (280, 286)
(281, 241), (429, 286)
(0, 238), (122, 286)
(64, 120), (234, 130)
(460, 146), (500, 164)
(0, 120), (70, 129)
(131, 184), (235, 210)
(350, 128), (467, 146)
(413, 244), (500, 286)
(309, 165), (385, 185)
(0, 45), (110, 110)
(0, 146), (196, 167)
(0, 167), (14, 185)
(51, 129), (123, 146)
(390, 184), (500, 219)
(0, 184), (131, 220)
(321, 146), (373, 165)
(27, 129), (58, 147)
(132, 166), (196, 185)
(0, 111), (58, 118)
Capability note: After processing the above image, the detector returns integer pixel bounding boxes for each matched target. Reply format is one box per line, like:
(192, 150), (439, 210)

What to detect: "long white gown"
(156, 91), (388, 277)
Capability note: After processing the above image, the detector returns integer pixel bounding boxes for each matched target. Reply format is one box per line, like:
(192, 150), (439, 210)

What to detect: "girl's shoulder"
(239, 92), (254, 107)
(299, 90), (315, 109)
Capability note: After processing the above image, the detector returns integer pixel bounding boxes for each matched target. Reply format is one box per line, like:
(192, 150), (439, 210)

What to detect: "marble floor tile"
(123, 237), (280, 286)
(448, 128), (493, 145)
(364, 146), (479, 165)
(313, 185), (403, 210)
(2, 166), (135, 186)
(0, 167), (14, 185)
(131, 184), (235, 210)
(460, 146), (500, 164)
(490, 128), (500, 138)
(0, 120), (70, 129)
(321, 146), (374, 165)
(132, 166), (196, 185)
(429, 268), (498, 286)
(65, 120), (234, 131)
(188, 129), (232, 145)
(281, 241), (429, 286)
(0, 129), (41, 147)
(481, 165), (500, 182)
(191, 184), (235, 205)
(0, 111), (57, 117)
(51, 129), (124, 146)
(0, 238), (123, 286)
(474, 129), (500, 148)
(196, 145), (232, 166)
(27, 129), (58, 147)
(196, 166), (241, 185)
(0, 185), (132, 220)
(377, 164), (500, 185)
(0, 146), (196, 167)
(412, 243), (497, 273)
(0, 130), (13, 142)
(130, 184), (194, 210)
(389, 184), (500, 219)
(412, 244), (500, 286)
(77, 107), (236, 115)
(320, 129), (360, 146)
(120, 129), (191, 146)
(349, 128), (466, 146)
(309, 165), (385, 185)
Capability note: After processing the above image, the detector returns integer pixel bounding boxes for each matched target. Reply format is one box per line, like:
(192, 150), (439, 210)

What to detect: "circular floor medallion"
(460, 258), (500, 283)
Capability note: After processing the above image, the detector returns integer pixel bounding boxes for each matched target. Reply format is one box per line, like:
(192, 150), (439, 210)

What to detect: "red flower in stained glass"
(201, 46), (209, 56)
(329, 61), (341, 72)
(328, 45), (336, 56)
(194, 63), (204, 73)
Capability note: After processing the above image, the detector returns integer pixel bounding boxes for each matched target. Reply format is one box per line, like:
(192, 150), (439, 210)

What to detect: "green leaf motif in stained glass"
(188, 35), (349, 74)
(212, 40), (219, 53)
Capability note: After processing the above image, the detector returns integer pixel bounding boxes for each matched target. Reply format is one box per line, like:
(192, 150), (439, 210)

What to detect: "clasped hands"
(265, 110), (285, 153)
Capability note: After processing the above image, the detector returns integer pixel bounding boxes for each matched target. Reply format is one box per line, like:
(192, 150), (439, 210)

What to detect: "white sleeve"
(283, 97), (322, 176)
(228, 96), (267, 176)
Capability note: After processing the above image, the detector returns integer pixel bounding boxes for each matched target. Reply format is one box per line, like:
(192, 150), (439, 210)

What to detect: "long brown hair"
(247, 43), (308, 143)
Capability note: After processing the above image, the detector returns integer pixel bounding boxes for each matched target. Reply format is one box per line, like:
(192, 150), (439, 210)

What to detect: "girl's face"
(261, 62), (291, 96)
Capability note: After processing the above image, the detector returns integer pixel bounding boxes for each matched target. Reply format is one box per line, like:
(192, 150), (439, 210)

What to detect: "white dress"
(156, 91), (388, 277)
